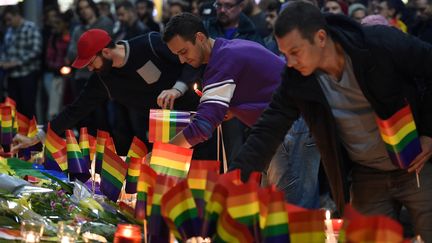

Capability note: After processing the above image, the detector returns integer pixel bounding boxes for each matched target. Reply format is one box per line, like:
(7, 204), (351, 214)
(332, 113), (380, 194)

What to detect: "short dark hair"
(274, 1), (326, 43)
(116, 0), (135, 11)
(3, 5), (22, 17)
(266, 0), (281, 13)
(163, 12), (208, 43)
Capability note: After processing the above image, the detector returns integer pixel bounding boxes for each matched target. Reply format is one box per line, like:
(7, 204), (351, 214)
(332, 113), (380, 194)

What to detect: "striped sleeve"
(182, 79), (236, 146)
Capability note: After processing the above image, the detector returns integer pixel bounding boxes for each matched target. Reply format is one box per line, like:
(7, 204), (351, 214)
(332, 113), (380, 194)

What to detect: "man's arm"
(229, 76), (300, 181)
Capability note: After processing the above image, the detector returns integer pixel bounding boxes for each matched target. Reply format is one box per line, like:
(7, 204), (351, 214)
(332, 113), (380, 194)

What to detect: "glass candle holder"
(57, 221), (81, 243)
(113, 224), (142, 243)
(21, 220), (44, 243)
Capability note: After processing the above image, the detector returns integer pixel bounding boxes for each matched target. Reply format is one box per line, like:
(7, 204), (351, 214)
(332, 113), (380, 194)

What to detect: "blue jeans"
(266, 117), (321, 209)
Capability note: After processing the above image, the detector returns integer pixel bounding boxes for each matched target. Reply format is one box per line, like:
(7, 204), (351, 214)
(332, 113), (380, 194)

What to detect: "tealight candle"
(114, 224), (142, 243)
(22, 232), (38, 243)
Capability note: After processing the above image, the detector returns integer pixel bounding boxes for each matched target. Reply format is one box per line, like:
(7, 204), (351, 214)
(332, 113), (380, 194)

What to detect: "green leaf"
(40, 172), (73, 194)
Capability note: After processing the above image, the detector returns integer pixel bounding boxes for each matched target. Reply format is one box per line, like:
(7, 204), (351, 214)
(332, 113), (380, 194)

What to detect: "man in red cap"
(11, 28), (200, 153)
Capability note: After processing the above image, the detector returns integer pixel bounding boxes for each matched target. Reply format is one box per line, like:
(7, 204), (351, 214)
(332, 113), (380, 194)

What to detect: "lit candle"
(60, 235), (72, 243)
(113, 224), (142, 243)
(22, 232), (38, 243)
(194, 83), (203, 97)
(325, 210), (337, 243)
(60, 66), (71, 76)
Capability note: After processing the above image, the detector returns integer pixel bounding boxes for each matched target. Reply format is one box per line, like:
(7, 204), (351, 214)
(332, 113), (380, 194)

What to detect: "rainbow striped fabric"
(16, 112), (29, 135)
(343, 205), (403, 242)
(100, 146), (128, 202)
(148, 109), (191, 143)
(95, 130), (110, 174)
(125, 136), (148, 162)
(135, 163), (157, 221)
(125, 157), (143, 194)
(65, 130), (90, 182)
(376, 104), (422, 168)
(288, 209), (326, 243)
(213, 209), (254, 243)
(27, 116), (38, 138)
(148, 174), (176, 241)
(79, 127), (91, 166)
(161, 179), (201, 240)
(261, 188), (289, 243)
(0, 106), (13, 145)
(44, 124), (67, 171)
(149, 142), (193, 181)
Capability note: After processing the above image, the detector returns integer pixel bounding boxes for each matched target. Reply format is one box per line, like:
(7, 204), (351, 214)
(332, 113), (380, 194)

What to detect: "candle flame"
(194, 83), (198, 90)
(60, 66), (71, 75)
(325, 210), (331, 220)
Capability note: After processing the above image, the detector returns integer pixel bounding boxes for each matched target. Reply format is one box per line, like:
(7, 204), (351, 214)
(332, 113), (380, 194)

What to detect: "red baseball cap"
(72, 29), (112, 69)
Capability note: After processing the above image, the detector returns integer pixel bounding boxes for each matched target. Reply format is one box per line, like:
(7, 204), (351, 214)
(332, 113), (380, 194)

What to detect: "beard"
(94, 56), (113, 75)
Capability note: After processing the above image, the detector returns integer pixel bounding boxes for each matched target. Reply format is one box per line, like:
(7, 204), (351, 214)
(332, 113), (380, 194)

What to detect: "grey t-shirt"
(316, 54), (397, 171)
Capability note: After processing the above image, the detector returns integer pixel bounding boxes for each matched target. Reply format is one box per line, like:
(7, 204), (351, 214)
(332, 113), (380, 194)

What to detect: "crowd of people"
(1, 0), (432, 241)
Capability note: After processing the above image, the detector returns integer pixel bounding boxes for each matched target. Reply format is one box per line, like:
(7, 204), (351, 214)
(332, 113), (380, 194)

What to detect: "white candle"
(325, 210), (337, 243)
(23, 232), (38, 243)
(60, 236), (72, 243)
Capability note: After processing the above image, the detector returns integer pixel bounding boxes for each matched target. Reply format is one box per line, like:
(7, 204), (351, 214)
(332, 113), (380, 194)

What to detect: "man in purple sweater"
(162, 13), (322, 208)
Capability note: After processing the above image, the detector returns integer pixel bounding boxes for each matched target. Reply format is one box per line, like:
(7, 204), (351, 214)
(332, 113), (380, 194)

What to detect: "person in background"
(230, 2), (432, 239)
(43, 11), (72, 121)
(349, 3), (367, 23)
(0, 5), (42, 119)
(378, 0), (408, 32)
(243, 0), (269, 38)
(135, 0), (162, 32)
(168, 0), (189, 18)
(323, 0), (345, 15)
(263, 0), (281, 55)
(115, 0), (150, 40)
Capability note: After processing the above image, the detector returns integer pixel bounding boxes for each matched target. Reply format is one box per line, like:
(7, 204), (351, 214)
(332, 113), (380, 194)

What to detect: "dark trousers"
(7, 71), (38, 118)
(351, 162), (432, 242)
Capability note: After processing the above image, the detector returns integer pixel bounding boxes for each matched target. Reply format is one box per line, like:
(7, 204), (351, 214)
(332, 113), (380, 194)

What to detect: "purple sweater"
(183, 38), (285, 146)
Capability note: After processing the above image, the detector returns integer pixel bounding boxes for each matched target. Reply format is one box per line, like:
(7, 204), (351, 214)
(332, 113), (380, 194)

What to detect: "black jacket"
(48, 32), (199, 135)
(230, 14), (432, 213)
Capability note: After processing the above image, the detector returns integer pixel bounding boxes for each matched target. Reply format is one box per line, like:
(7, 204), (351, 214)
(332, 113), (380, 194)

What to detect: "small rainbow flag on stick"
(125, 157), (143, 194)
(95, 130), (110, 174)
(100, 146), (128, 202)
(213, 209), (254, 243)
(125, 136), (148, 163)
(16, 112), (29, 135)
(135, 163), (157, 221)
(376, 104), (422, 169)
(261, 187), (290, 243)
(0, 106), (13, 145)
(44, 124), (68, 171)
(66, 130), (90, 182)
(79, 127), (91, 166)
(161, 179), (201, 240)
(149, 142), (193, 181)
(27, 116), (38, 138)
(288, 209), (326, 243)
(148, 109), (191, 143)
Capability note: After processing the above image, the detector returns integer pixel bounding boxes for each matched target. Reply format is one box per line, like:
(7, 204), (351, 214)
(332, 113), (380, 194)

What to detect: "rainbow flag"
(203, 170), (242, 238)
(226, 182), (261, 240)
(106, 136), (116, 153)
(213, 209), (254, 243)
(149, 142), (193, 180)
(148, 174), (176, 242)
(27, 116), (37, 138)
(100, 146), (128, 202)
(376, 104), (422, 169)
(288, 209), (326, 243)
(125, 157), (143, 193)
(261, 188), (289, 243)
(65, 130), (90, 182)
(16, 112), (29, 135)
(188, 160), (221, 218)
(95, 130), (110, 174)
(148, 109), (191, 143)
(79, 127), (91, 166)
(135, 163), (157, 220)
(0, 106), (13, 145)
(342, 205), (403, 243)
(44, 124), (68, 171)
(161, 179), (201, 240)
(125, 136), (148, 163)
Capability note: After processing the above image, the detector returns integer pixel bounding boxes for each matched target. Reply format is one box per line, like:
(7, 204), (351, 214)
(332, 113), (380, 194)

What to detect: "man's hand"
(408, 136), (432, 173)
(157, 89), (182, 110)
(11, 134), (40, 153)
